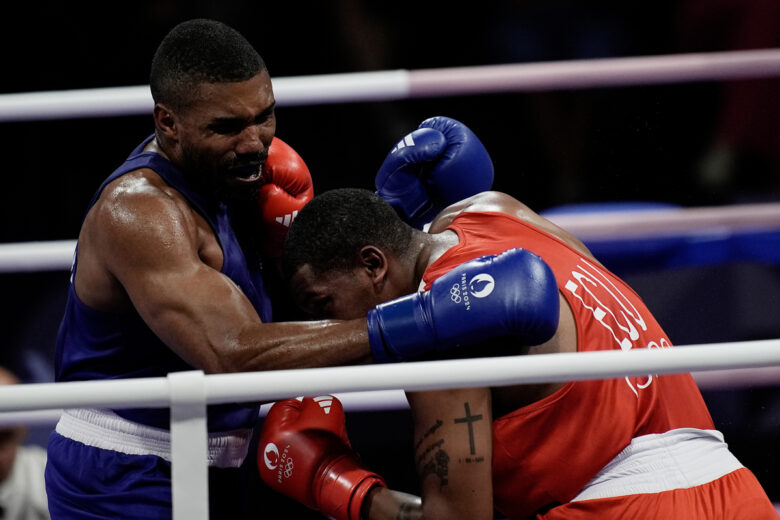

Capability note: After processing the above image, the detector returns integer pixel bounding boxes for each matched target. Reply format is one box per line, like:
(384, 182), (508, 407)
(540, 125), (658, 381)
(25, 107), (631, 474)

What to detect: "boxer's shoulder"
(427, 191), (521, 233)
(80, 167), (217, 288)
(89, 168), (201, 238)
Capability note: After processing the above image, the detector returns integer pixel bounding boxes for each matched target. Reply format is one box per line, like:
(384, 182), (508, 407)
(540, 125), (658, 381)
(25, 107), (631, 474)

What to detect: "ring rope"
(1, 202), (778, 272)
(1, 339), (779, 414)
(1, 365), (779, 429)
(0, 48), (778, 122)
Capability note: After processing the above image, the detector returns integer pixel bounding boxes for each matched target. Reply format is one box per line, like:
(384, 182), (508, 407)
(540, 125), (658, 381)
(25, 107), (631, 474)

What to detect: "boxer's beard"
(179, 146), (265, 206)
(223, 151), (267, 204)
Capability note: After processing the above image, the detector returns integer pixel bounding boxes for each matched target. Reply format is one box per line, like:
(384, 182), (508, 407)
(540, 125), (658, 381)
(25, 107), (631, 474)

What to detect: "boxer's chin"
(218, 165), (263, 204)
(219, 181), (261, 205)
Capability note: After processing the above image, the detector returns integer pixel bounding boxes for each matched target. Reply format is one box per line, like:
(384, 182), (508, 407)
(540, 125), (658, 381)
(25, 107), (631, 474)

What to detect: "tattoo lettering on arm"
(415, 419), (450, 489)
(414, 418), (442, 452)
(454, 401), (485, 463)
(419, 447), (450, 489)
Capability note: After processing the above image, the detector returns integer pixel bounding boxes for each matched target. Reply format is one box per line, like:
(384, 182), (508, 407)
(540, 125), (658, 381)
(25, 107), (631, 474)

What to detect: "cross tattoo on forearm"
(454, 402), (483, 455)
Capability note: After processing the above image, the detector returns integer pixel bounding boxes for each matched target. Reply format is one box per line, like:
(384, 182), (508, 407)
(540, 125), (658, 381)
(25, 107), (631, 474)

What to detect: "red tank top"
(422, 212), (715, 520)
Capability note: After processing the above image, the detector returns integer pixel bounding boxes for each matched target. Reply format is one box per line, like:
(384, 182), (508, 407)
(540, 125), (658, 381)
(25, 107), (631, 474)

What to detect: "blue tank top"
(54, 135), (272, 431)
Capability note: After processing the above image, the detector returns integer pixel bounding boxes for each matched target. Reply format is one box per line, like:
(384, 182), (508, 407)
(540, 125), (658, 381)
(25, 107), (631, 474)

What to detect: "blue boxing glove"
(366, 248), (559, 362)
(375, 116), (494, 229)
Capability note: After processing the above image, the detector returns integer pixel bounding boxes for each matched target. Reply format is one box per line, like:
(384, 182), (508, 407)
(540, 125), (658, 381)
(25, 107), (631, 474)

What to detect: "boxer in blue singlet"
(46, 135), (272, 518)
(44, 19), (531, 519)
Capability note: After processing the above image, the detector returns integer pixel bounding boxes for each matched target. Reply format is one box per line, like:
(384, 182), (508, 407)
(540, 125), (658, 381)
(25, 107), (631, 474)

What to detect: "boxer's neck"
(411, 229), (459, 289)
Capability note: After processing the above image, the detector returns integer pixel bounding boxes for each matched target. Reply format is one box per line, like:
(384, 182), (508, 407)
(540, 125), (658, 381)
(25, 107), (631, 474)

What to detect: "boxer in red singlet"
(270, 188), (776, 520)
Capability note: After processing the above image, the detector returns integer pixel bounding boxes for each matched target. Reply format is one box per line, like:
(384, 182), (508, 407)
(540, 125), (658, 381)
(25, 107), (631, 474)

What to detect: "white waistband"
(571, 428), (744, 501)
(55, 408), (252, 468)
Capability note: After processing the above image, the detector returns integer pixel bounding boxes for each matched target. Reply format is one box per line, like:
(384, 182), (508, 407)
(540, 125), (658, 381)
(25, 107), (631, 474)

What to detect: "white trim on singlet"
(55, 408), (252, 468)
(571, 428), (744, 501)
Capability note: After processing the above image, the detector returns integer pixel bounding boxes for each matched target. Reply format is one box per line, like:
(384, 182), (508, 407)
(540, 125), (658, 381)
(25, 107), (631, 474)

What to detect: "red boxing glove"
(257, 137), (314, 259)
(258, 396), (386, 520)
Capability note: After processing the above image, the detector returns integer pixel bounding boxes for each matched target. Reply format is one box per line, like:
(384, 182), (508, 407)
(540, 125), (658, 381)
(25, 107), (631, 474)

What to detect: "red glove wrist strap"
(348, 475), (387, 520)
(317, 454), (387, 520)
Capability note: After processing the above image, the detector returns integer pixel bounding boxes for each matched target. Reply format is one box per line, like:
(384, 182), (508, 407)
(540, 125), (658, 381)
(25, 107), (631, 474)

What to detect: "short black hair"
(282, 188), (414, 279)
(150, 18), (266, 111)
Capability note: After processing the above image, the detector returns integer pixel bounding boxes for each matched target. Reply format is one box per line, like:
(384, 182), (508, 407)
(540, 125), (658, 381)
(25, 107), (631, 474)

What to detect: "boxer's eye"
(253, 105), (275, 125)
(209, 118), (244, 135)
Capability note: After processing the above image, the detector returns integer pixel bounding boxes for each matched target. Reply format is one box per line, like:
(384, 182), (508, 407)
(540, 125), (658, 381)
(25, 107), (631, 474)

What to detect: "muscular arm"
(76, 172), (372, 373)
(363, 388), (494, 520)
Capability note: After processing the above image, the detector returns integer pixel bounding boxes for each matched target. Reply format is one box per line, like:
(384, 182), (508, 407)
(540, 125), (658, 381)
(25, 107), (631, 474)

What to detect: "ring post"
(169, 370), (209, 520)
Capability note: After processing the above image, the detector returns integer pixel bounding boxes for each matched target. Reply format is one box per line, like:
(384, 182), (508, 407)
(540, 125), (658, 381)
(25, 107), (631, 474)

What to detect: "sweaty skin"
(74, 71), (373, 374)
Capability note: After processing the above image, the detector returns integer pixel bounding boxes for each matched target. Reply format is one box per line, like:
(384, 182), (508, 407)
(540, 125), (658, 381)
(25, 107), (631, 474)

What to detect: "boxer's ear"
(153, 103), (177, 138)
(358, 246), (388, 290)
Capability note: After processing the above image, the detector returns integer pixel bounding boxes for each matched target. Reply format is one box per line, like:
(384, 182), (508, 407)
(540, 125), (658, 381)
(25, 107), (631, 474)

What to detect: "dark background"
(1, 0), (778, 515)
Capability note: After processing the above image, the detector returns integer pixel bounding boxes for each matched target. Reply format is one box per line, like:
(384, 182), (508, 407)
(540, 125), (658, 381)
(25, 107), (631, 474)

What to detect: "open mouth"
(228, 163), (263, 184)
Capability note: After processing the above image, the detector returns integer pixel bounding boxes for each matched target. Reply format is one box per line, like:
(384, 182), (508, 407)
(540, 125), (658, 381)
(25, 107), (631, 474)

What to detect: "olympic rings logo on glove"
(450, 284), (462, 303)
(283, 457), (295, 479)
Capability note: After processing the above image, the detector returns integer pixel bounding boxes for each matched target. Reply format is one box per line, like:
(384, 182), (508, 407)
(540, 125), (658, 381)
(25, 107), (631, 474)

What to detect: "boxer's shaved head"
(150, 18), (266, 112)
(282, 188), (414, 279)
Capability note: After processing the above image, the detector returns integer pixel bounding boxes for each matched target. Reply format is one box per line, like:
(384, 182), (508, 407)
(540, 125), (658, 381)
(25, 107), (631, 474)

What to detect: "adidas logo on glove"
(313, 396), (333, 414)
(275, 210), (299, 228)
(391, 133), (416, 154)
(294, 395), (334, 414)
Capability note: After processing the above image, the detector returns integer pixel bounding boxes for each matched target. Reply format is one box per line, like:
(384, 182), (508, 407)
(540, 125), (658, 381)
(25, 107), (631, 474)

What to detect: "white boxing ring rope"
(2, 365), (779, 428)
(0, 48), (779, 121)
(2, 201), (780, 272)
(1, 47), (780, 517)
(1, 340), (772, 414)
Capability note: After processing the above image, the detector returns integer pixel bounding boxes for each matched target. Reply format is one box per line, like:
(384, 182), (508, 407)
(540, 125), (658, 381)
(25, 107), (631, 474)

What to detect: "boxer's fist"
(258, 396), (386, 520)
(375, 116), (494, 229)
(367, 248), (560, 362)
(257, 137), (314, 259)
